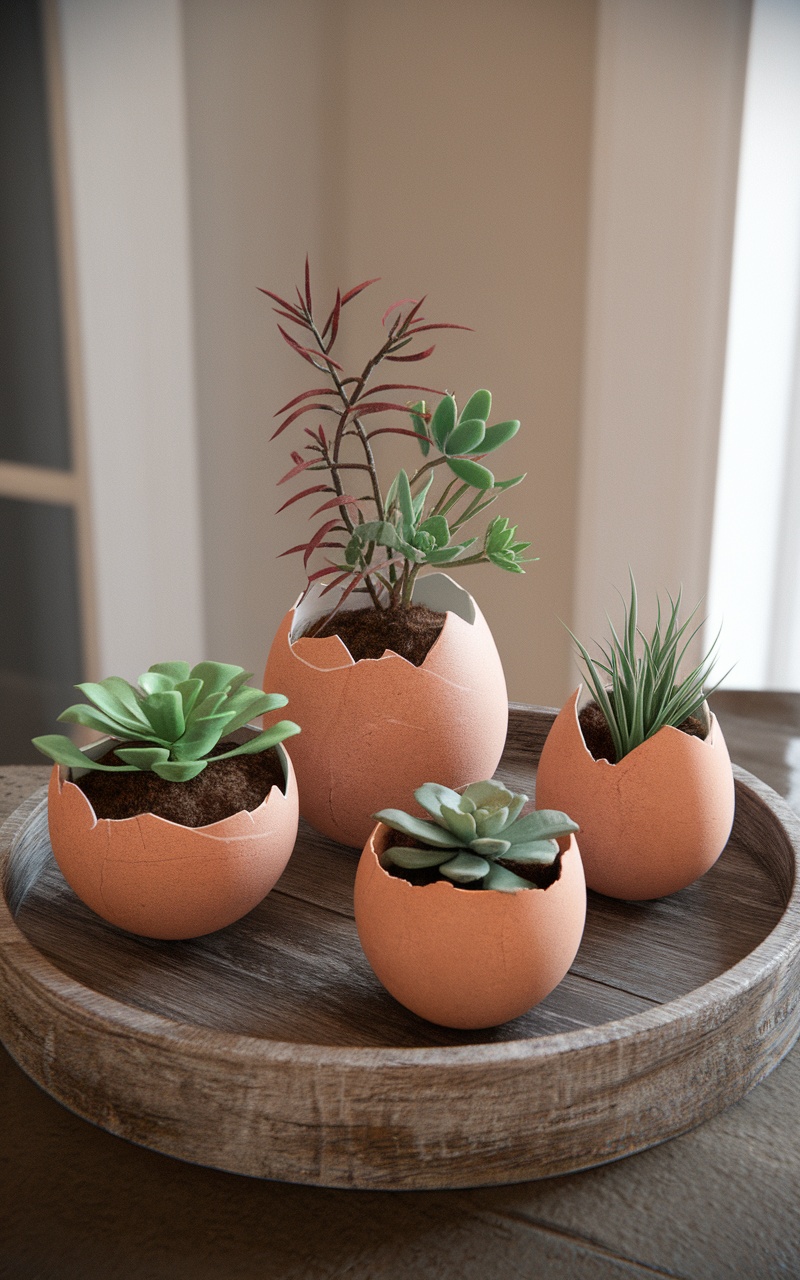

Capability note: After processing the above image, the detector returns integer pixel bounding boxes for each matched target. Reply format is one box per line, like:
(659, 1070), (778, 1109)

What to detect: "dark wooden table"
(1, 691), (799, 1279)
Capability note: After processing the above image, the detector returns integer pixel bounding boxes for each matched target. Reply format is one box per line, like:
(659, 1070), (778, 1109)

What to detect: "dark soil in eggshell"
(309, 603), (446, 665)
(77, 741), (285, 826)
(578, 700), (707, 764)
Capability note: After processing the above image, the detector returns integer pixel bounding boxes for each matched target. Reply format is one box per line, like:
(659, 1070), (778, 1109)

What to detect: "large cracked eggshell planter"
(354, 823), (586, 1029)
(534, 689), (735, 900)
(263, 573), (508, 848)
(46, 741), (299, 939)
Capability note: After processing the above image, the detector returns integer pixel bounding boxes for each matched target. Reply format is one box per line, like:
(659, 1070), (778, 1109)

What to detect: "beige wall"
(183, 0), (597, 706)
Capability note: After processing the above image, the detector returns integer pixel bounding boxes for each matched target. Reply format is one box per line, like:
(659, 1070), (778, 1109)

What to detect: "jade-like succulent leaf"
(424, 542), (476, 564)
(417, 515), (449, 547)
(460, 389), (492, 422)
(504, 810), (579, 845)
(152, 759), (208, 782)
(30, 735), (137, 772)
(461, 780), (515, 811)
(474, 806), (509, 838)
(444, 417), (486, 457)
(373, 809), (462, 848)
(411, 470), (434, 518)
(439, 852), (490, 883)
(430, 394), (457, 451)
(138, 671), (175, 696)
(191, 662), (250, 700)
(415, 782), (464, 819)
(115, 746), (171, 770)
(446, 457), (494, 489)
(149, 661), (192, 683)
(395, 468), (415, 530)
(170, 713), (231, 760)
(479, 420), (520, 452)
(470, 837), (512, 857)
(439, 804), (477, 843)
(212, 721), (300, 760)
(409, 401), (430, 457)
(58, 704), (168, 744)
(498, 839), (559, 865)
(72, 682), (148, 735)
(93, 677), (150, 726)
(383, 845), (449, 871)
(141, 691), (186, 743)
(175, 677), (204, 719)
(492, 473), (526, 490)
(483, 864), (532, 893)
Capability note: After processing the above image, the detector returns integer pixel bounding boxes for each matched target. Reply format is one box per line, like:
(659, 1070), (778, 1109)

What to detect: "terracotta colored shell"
(46, 745), (299, 940)
(263, 574), (508, 848)
(534, 689), (736, 900)
(354, 823), (586, 1029)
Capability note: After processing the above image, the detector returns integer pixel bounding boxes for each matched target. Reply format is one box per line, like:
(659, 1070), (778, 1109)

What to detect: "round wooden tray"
(1, 705), (800, 1191)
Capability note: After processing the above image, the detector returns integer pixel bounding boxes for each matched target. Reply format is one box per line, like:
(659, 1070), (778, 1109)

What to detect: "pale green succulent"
(32, 661), (300, 782)
(374, 779), (578, 892)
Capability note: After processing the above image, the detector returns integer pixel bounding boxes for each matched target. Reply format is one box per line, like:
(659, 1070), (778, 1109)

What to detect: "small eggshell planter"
(263, 573), (508, 849)
(46, 738), (299, 940)
(534, 688), (736, 901)
(354, 822), (587, 1030)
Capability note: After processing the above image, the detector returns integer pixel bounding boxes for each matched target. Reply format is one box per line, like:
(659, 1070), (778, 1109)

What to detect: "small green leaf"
(395, 468), (415, 530)
(483, 865), (532, 893)
(446, 457), (495, 489)
(31, 734), (136, 772)
(470, 837), (512, 857)
(430, 394), (456, 451)
(411, 471), (434, 519)
(439, 852), (490, 883)
(138, 672), (175, 696)
(417, 515), (449, 547)
(473, 807), (510, 838)
(149, 661), (192, 683)
(504, 810), (579, 845)
(492, 473), (526, 491)
(444, 417), (486, 456)
(498, 839), (559, 865)
(152, 760), (208, 781)
(142, 691), (186, 743)
(383, 845), (448, 871)
(211, 721), (300, 761)
(409, 400), (430, 457)
(415, 782), (464, 819)
(439, 804), (477, 843)
(190, 662), (249, 699)
(73, 681), (148, 734)
(373, 809), (462, 848)
(460, 389), (492, 422)
(114, 747), (171, 770)
(461, 780), (515, 810)
(479, 420), (520, 452)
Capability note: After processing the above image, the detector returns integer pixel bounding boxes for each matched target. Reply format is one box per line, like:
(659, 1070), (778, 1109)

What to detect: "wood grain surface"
(2, 706), (799, 1192)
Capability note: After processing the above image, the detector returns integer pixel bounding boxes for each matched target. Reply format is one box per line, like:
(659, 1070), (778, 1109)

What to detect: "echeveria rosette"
(569, 571), (730, 762)
(32, 661), (301, 782)
(374, 779), (579, 892)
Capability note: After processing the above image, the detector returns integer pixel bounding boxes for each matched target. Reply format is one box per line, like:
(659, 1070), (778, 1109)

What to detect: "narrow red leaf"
(310, 494), (360, 517)
(322, 288), (342, 345)
(359, 382), (442, 399)
(304, 256), (312, 312)
(304, 520), (345, 568)
(277, 325), (345, 372)
(345, 401), (418, 416)
(405, 322), (474, 334)
(273, 309), (311, 329)
(386, 345), (436, 363)
(273, 402), (339, 437)
(274, 387), (340, 416)
(257, 287), (304, 318)
(365, 427), (431, 442)
(381, 298), (420, 327)
(317, 569), (354, 596)
(278, 536), (344, 560)
(398, 296), (427, 328)
(276, 484), (331, 513)
(341, 278), (380, 305)
(277, 456), (324, 485)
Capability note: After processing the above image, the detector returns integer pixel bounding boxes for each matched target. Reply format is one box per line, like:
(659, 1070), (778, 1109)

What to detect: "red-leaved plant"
(262, 260), (533, 623)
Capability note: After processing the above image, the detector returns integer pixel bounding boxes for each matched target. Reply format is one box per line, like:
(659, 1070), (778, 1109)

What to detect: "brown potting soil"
(578, 700), (707, 764)
(77, 741), (285, 826)
(310, 603), (445, 665)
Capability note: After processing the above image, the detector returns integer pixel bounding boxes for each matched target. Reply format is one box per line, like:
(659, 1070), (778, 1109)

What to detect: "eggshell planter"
(263, 573), (509, 848)
(354, 822), (587, 1029)
(534, 688), (736, 900)
(46, 738), (299, 940)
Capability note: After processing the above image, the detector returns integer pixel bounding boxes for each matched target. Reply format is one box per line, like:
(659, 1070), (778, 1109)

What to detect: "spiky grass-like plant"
(375, 780), (578, 892)
(33, 661), (300, 782)
(569, 574), (725, 762)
